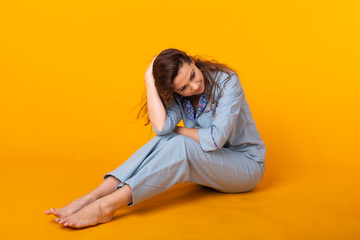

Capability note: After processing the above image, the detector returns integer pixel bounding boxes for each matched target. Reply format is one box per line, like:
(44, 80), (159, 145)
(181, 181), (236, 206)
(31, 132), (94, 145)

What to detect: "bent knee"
(168, 134), (189, 145)
(169, 135), (199, 151)
(171, 134), (198, 144)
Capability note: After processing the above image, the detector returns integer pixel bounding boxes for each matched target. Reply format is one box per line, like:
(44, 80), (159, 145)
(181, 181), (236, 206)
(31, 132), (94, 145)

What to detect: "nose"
(191, 81), (200, 91)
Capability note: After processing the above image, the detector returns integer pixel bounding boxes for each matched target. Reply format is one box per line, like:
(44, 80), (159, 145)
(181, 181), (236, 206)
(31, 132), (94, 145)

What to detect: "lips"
(197, 85), (202, 93)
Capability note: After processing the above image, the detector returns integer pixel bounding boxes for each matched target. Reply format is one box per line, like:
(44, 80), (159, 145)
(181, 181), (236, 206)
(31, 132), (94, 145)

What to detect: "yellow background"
(1, 0), (359, 239)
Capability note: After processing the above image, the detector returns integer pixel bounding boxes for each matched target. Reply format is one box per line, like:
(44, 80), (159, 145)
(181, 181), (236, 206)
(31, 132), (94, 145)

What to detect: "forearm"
(174, 126), (200, 143)
(145, 76), (166, 132)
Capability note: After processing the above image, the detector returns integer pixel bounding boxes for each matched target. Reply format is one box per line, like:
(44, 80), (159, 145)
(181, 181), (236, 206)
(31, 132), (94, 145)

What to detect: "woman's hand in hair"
(145, 55), (157, 83)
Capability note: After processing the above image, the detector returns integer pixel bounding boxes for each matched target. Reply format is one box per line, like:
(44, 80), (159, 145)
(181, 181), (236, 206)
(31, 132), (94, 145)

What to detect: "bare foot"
(44, 194), (96, 219)
(56, 198), (115, 228)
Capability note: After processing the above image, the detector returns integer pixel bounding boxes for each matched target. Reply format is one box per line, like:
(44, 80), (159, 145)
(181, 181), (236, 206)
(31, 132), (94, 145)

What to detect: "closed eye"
(179, 70), (195, 91)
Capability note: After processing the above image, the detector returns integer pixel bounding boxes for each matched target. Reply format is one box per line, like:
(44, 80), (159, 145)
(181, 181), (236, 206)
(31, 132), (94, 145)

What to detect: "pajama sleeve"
(151, 99), (183, 136)
(198, 72), (244, 152)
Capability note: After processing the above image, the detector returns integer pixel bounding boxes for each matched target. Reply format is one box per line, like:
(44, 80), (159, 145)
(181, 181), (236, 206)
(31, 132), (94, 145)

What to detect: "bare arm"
(145, 56), (166, 132)
(174, 126), (200, 143)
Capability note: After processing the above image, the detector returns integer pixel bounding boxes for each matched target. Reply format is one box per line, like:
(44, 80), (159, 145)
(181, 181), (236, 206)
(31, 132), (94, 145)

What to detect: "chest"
(190, 96), (200, 113)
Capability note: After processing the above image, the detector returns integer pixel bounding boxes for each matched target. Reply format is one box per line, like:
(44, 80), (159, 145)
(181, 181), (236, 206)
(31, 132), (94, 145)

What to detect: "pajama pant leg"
(103, 134), (264, 207)
(103, 132), (178, 188)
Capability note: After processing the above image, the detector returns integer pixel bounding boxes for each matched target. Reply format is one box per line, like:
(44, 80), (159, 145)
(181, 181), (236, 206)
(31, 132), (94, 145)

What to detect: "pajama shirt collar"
(180, 92), (209, 125)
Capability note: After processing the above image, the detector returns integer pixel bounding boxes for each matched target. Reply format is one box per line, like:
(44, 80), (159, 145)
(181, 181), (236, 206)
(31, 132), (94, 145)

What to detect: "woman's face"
(172, 62), (205, 97)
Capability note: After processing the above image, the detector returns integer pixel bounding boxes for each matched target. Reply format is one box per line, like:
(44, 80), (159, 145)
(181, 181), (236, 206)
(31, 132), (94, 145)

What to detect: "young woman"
(45, 48), (266, 228)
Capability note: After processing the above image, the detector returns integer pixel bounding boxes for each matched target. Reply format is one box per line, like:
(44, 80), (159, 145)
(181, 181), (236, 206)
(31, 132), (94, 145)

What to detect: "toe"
(50, 208), (59, 216)
(63, 222), (70, 227)
(60, 217), (70, 224)
(68, 222), (78, 228)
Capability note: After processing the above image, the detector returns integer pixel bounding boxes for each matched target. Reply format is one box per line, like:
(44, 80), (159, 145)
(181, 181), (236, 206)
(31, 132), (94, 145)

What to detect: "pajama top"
(151, 70), (266, 164)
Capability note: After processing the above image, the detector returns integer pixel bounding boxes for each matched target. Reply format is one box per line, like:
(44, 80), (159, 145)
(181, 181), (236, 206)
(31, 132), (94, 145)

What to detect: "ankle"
(99, 197), (118, 215)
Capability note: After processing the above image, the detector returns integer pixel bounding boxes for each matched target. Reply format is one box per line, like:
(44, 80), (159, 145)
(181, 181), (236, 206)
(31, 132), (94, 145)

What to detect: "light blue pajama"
(104, 70), (266, 206)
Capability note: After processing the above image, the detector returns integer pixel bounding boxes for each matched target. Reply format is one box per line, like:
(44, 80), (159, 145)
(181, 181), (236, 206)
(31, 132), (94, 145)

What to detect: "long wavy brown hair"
(137, 48), (240, 126)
